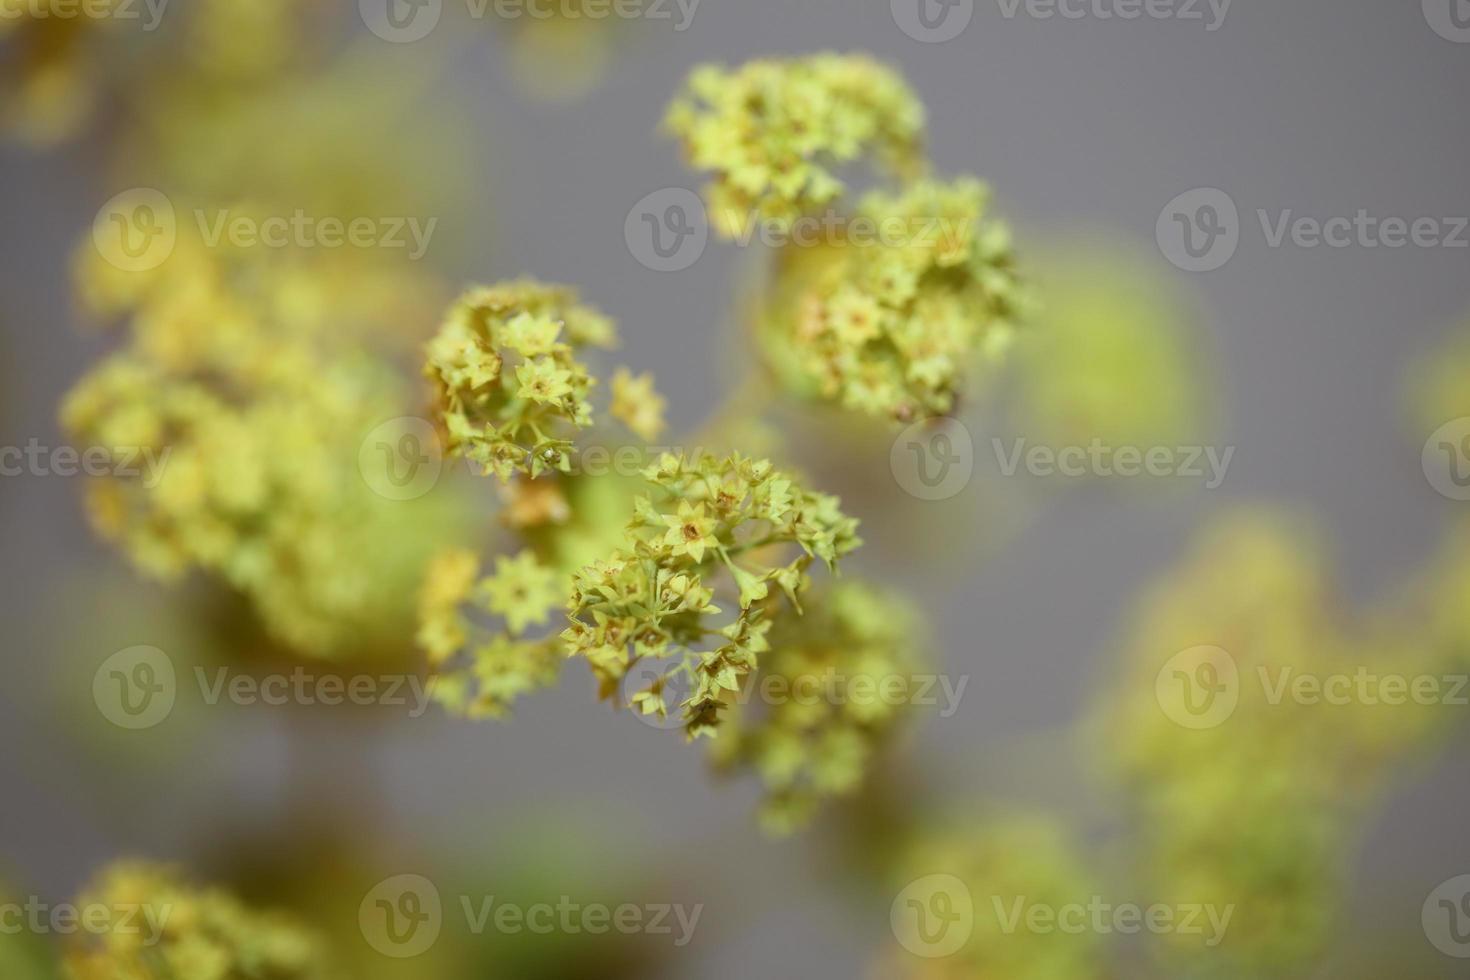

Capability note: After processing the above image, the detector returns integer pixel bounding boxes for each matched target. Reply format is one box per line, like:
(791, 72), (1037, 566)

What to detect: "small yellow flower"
(501, 311), (562, 357)
(515, 358), (574, 404)
(610, 367), (667, 440)
(661, 500), (719, 563)
(479, 550), (563, 635)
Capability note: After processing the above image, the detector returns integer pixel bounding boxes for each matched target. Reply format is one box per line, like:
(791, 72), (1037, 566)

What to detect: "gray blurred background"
(2, 0), (1469, 975)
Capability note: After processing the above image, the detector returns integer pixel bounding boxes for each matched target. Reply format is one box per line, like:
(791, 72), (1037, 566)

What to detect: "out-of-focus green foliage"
(1009, 244), (1211, 450)
(64, 236), (467, 659)
(63, 861), (336, 980)
(1103, 512), (1446, 974)
(880, 814), (1101, 980)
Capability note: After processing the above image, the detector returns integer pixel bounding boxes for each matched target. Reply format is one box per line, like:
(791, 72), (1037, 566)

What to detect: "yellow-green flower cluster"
(0, 0), (120, 144)
(665, 53), (926, 237)
(707, 580), (927, 834)
(760, 179), (1023, 421)
(63, 862), (334, 980)
(417, 547), (565, 719)
(881, 815), (1101, 980)
(1104, 512), (1442, 972)
(564, 450), (861, 739)
(1010, 245), (1209, 449)
(63, 236), (460, 658)
(667, 54), (1023, 422)
(425, 280), (647, 481)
